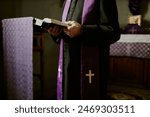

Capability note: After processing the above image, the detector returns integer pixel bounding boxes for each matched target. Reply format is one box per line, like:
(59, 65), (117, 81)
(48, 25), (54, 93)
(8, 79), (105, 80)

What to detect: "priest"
(48, 0), (120, 100)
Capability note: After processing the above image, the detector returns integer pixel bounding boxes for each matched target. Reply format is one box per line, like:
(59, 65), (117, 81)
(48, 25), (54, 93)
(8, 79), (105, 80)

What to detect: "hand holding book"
(34, 18), (82, 38)
(63, 21), (82, 38)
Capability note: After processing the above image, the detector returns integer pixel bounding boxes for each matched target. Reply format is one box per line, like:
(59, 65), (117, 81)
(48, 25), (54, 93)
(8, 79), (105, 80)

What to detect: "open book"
(33, 18), (68, 29)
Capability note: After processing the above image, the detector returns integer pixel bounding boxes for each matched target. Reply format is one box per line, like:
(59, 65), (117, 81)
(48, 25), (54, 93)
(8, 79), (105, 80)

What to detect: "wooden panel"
(143, 59), (150, 88)
(109, 56), (150, 89)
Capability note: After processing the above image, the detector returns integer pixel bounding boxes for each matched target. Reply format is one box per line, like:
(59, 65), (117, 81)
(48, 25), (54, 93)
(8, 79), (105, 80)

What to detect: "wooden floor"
(107, 83), (150, 100)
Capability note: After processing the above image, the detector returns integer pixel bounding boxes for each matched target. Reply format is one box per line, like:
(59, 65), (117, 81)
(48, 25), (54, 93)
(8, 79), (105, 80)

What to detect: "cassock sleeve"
(80, 0), (120, 44)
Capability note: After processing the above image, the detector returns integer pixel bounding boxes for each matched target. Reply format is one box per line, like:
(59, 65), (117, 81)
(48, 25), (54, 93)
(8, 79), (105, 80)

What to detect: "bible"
(33, 18), (68, 29)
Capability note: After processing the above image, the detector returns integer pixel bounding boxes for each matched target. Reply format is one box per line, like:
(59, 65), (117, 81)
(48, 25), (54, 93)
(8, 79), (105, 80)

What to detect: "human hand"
(47, 25), (62, 37)
(63, 21), (82, 38)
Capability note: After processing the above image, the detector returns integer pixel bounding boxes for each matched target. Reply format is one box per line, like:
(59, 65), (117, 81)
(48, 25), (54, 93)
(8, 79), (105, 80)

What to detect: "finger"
(47, 27), (53, 33)
(63, 29), (71, 37)
(52, 26), (59, 33)
(53, 26), (62, 33)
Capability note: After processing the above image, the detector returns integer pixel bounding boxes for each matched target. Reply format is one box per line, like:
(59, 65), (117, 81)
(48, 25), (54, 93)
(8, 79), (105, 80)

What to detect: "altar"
(109, 34), (150, 88)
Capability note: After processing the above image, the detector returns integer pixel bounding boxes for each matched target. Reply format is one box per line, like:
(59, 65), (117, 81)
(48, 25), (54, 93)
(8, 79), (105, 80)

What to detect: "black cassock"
(53, 0), (120, 100)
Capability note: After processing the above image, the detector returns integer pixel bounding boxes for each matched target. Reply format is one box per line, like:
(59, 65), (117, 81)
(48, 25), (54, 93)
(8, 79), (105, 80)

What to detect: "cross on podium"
(85, 69), (95, 84)
(129, 27), (137, 34)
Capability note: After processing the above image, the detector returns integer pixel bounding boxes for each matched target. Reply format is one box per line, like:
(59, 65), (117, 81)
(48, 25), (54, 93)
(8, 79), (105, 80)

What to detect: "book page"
(34, 18), (43, 26)
(43, 18), (68, 27)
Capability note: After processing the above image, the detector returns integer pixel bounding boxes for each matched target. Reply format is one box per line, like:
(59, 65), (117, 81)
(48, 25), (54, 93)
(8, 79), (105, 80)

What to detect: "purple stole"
(81, 0), (101, 99)
(57, 0), (98, 99)
(57, 0), (72, 100)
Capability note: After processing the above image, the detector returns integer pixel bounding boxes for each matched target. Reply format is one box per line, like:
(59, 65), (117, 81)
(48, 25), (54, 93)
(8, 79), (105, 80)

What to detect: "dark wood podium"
(33, 30), (45, 99)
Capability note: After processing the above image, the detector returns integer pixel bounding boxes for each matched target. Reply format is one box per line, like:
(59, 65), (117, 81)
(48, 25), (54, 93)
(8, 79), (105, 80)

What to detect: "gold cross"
(130, 27), (137, 34)
(85, 70), (95, 84)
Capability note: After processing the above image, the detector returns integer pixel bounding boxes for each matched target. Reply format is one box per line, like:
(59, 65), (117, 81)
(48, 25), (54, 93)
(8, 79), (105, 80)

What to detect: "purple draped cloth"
(110, 34), (150, 58)
(2, 17), (33, 99)
(57, 0), (96, 99)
